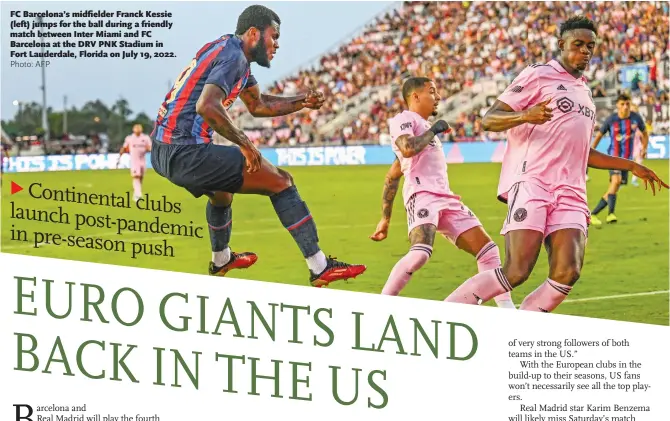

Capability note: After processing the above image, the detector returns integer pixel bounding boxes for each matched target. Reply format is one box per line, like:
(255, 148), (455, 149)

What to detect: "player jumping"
(117, 123), (152, 202)
(589, 93), (648, 225)
(149, 5), (366, 286)
(445, 16), (667, 312)
(369, 77), (515, 309)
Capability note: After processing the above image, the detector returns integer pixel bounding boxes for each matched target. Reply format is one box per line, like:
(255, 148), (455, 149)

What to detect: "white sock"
(213, 247), (231, 267)
(495, 298), (517, 309)
(306, 250), (327, 274)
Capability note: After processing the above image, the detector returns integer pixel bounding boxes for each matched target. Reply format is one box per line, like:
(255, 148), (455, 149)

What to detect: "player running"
(369, 77), (515, 309)
(445, 16), (667, 312)
(149, 5), (365, 286)
(589, 93), (648, 225)
(117, 123), (152, 202)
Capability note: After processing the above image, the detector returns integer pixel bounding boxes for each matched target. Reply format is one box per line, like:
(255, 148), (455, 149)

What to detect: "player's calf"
(380, 224), (435, 295)
(206, 193), (258, 276)
(519, 228), (584, 312)
(270, 182), (365, 286)
(381, 244), (432, 295)
(456, 227), (516, 308)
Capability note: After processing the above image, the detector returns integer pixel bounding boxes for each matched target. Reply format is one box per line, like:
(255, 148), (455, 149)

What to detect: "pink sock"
(445, 264), (512, 305)
(519, 279), (572, 312)
(132, 178), (142, 197)
(381, 244), (432, 295)
(474, 241), (516, 308)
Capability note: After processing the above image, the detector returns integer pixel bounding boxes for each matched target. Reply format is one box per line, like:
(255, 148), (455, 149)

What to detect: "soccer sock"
(306, 251), (328, 274)
(607, 193), (617, 214)
(476, 241), (516, 309)
(592, 198), (607, 215)
(381, 244), (432, 295)
(206, 201), (232, 267)
(132, 178), (142, 197)
(445, 266), (512, 305)
(519, 278), (572, 312)
(270, 185), (322, 269)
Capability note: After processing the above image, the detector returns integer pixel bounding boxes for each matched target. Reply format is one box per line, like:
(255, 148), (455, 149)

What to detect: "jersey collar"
(548, 59), (588, 83)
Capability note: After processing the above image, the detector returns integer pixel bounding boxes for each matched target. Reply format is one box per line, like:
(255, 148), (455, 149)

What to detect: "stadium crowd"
(236, 1), (669, 146)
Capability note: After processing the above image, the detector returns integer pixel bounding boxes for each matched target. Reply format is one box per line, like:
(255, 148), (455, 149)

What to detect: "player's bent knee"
(504, 263), (533, 287)
(210, 191), (234, 207)
(549, 266), (581, 286)
(274, 168), (294, 191)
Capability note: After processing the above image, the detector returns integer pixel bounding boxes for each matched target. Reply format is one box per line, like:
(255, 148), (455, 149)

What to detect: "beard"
(251, 39), (270, 68)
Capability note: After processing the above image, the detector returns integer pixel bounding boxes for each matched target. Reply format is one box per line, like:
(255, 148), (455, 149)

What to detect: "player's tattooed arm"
(370, 159), (402, 242)
(381, 159), (403, 220)
(394, 132), (435, 158)
(482, 99), (552, 132)
(395, 120), (449, 158)
(240, 85), (323, 117)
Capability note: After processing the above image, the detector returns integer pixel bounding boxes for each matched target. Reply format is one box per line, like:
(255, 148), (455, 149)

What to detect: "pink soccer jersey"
(496, 60), (596, 204)
(388, 110), (457, 203)
(123, 133), (151, 172)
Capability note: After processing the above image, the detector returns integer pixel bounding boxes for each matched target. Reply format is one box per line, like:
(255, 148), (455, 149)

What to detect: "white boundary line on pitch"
(518, 290), (669, 307)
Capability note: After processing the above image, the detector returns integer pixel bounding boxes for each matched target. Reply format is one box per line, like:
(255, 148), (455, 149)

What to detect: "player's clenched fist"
(429, 119), (451, 135)
(523, 98), (553, 125)
(303, 89), (325, 110)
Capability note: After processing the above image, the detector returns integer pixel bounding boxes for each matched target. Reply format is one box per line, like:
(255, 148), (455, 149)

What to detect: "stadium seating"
(235, 1), (669, 147)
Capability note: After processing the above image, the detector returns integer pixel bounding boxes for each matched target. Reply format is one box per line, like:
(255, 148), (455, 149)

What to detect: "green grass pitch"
(2, 160), (668, 325)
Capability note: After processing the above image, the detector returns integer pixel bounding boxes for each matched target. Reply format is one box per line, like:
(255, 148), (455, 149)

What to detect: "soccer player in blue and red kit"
(150, 5), (366, 286)
(589, 93), (648, 225)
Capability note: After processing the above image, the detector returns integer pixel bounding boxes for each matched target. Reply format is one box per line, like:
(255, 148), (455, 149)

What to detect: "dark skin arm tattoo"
(239, 84), (306, 117)
(381, 159), (403, 220)
(196, 84), (252, 147)
(394, 131), (437, 158)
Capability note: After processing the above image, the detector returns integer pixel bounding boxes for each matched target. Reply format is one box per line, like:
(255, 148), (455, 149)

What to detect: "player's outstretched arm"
(240, 85), (324, 118)
(395, 120), (450, 158)
(482, 99), (553, 132)
(587, 148), (668, 194)
(370, 159), (403, 242)
(196, 84), (262, 172)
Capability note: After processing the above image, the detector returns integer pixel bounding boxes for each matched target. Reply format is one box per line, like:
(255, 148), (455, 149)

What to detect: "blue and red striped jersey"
(151, 35), (257, 145)
(599, 111), (646, 159)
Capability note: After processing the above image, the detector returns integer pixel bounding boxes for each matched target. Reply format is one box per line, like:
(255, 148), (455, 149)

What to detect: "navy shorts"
(609, 169), (629, 185)
(150, 139), (246, 198)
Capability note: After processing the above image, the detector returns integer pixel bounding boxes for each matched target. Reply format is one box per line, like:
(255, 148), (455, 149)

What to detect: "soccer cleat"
(589, 215), (602, 226)
(606, 214), (618, 224)
(309, 256), (367, 288)
(209, 252), (258, 276)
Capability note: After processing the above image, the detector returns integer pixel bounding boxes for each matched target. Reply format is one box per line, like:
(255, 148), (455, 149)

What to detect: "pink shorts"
(405, 192), (482, 244)
(501, 182), (589, 239)
(131, 165), (145, 177)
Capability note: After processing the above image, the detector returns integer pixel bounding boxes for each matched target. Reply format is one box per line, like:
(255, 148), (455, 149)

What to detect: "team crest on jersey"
(418, 208), (429, 218)
(400, 122), (413, 131)
(556, 97), (574, 113)
(513, 208), (527, 222)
